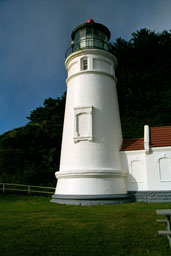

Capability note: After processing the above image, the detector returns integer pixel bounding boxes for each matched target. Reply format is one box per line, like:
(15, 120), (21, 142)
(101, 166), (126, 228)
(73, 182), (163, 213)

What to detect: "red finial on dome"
(88, 18), (94, 23)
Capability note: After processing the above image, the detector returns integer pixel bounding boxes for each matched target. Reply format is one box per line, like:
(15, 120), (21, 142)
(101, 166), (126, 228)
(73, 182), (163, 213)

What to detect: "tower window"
(81, 58), (88, 70)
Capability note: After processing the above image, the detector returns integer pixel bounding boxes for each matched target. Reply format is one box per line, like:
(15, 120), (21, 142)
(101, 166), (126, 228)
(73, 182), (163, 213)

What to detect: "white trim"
(55, 169), (126, 179)
(66, 70), (117, 85)
(144, 125), (150, 153)
(68, 60), (78, 72)
(65, 49), (117, 69)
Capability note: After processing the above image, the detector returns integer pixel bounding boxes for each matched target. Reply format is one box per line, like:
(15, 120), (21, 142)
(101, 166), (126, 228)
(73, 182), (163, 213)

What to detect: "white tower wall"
(55, 49), (127, 196)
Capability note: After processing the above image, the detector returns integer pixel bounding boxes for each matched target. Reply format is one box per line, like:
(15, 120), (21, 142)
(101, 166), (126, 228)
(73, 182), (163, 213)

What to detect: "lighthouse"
(51, 19), (130, 205)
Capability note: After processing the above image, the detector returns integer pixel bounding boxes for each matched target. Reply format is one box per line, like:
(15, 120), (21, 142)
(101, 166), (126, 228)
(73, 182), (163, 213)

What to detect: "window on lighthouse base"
(74, 106), (93, 142)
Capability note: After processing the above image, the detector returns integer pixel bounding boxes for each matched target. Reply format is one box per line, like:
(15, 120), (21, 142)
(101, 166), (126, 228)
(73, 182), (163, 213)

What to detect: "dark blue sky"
(0, 0), (170, 134)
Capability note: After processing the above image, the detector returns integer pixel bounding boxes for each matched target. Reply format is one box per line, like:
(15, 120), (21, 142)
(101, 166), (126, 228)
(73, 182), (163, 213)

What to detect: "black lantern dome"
(65, 19), (112, 58)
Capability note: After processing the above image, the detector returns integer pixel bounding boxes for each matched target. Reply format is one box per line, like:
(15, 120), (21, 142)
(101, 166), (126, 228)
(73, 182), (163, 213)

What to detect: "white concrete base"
(55, 169), (127, 195)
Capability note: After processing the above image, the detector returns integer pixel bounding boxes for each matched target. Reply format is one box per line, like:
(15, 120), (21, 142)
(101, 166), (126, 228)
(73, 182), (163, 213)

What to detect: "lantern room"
(65, 19), (111, 58)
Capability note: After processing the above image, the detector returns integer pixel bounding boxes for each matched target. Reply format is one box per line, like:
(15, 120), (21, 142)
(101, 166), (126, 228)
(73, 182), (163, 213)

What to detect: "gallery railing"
(65, 38), (112, 58)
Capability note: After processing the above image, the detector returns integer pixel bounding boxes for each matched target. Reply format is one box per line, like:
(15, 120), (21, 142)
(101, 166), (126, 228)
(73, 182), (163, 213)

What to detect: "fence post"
(28, 185), (30, 194)
(3, 183), (5, 193)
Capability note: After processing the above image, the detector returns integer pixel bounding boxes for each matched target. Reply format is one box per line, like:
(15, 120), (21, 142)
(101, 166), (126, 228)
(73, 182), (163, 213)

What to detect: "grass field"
(0, 194), (171, 256)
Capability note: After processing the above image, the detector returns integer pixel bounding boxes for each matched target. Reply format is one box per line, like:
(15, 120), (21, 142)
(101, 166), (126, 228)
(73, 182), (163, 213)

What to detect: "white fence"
(0, 183), (55, 195)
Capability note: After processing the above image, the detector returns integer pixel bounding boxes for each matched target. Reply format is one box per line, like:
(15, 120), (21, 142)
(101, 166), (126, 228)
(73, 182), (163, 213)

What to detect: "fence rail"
(0, 183), (55, 195)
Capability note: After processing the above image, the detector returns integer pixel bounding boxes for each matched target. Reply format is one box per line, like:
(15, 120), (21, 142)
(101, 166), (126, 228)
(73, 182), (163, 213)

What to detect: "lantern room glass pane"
(86, 27), (93, 38)
(79, 29), (86, 39)
(94, 29), (100, 39)
(74, 31), (79, 43)
(87, 39), (94, 48)
(100, 31), (108, 41)
(80, 40), (86, 48)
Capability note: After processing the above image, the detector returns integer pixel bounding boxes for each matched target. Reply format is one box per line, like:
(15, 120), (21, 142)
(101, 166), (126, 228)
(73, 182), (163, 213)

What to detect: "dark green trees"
(112, 29), (171, 138)
(0, 96), (65, 186)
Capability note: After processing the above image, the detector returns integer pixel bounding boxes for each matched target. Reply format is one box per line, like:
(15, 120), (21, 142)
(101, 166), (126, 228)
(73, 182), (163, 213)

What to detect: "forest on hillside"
(0, 29), (170, 186)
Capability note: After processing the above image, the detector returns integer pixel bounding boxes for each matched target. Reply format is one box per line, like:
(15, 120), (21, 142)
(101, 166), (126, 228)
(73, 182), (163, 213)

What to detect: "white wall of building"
(146, 147), (171, 190)
(120, 150), (147, 191)
(120, 146), (171, 191)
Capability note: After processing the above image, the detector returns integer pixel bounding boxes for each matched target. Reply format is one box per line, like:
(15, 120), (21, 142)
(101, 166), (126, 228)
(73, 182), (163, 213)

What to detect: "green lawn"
(0, 194), (171, 256)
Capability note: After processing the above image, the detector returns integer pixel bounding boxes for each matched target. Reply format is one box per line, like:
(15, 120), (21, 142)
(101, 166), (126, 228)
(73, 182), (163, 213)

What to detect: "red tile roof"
(150, 126), (171, 148)
(121, 138), (144, 151)
(121, 126), (171, 151)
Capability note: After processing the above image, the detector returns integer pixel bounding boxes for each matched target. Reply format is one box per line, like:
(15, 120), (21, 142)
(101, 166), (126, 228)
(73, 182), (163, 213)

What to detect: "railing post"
(3, 183), (5, 193)
(28, 185), (30, 194)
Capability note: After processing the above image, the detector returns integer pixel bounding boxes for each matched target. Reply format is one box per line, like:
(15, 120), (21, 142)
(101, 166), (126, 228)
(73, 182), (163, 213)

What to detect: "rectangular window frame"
(82, 59), (88, 70)
(74, 106), (93, 143)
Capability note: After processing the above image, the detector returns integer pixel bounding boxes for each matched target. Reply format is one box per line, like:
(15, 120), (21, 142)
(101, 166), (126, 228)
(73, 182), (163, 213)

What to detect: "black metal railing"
(65, 38), (112, 58)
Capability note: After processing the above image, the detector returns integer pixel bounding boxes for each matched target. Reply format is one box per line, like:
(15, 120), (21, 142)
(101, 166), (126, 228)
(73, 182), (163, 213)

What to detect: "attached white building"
(121, 125), (171, 202)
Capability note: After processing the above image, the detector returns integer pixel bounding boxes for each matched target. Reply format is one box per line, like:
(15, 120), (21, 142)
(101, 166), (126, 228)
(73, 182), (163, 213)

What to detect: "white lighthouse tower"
(51, 19), (129, 205)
